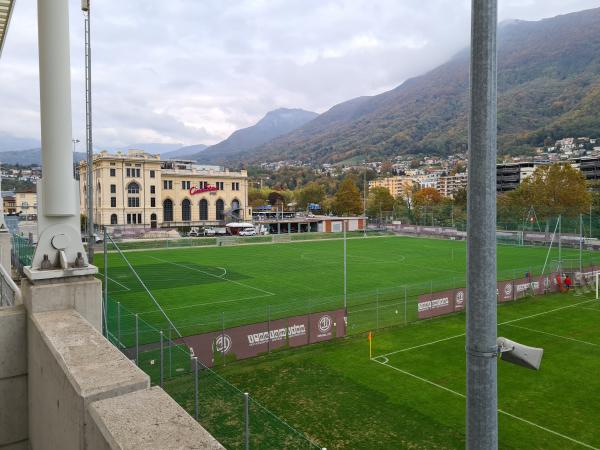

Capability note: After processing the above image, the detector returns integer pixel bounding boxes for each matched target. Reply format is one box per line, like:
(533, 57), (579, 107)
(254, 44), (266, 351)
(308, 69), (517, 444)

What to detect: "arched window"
(150, 213), (157, 229)
(182, 199), (191, 221)
(199, 199), (208, 221)
(110, 214), (118, 225)
(216, 199), (225, 221)
(231, 199), (240, 211)
(127, 182), (140, 194)
(163, 199), (173, 222)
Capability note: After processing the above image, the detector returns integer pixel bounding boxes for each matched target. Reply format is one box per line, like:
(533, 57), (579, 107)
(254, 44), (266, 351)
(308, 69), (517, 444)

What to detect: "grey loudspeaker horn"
(497, 337), (544, 370)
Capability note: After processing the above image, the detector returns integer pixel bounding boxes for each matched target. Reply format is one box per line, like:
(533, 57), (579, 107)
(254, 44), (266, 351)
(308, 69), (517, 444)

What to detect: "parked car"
(81, 233), (103, 244)
(188, 227), (200, 237)
(204, 227), (227, 236)
(239, 228), (256, 236)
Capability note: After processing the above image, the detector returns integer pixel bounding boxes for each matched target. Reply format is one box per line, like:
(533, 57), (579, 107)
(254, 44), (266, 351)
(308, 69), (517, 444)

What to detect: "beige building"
(3, 189), (37, 216)
(436, 172), (468, 198)
(78, 150), (250, 228)
(369, 176), (418, 199)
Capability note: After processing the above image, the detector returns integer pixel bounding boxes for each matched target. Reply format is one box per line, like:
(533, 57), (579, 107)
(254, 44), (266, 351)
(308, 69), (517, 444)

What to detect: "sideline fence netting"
(102, 234), (321, 449)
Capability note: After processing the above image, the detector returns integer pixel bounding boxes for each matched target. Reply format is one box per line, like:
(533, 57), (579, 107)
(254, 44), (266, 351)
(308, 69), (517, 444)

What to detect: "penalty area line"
(377, 298), (597, 359)
(107, 276), (131, 291)
(150, 256), (276, 296)
(372, 358), (599, 450)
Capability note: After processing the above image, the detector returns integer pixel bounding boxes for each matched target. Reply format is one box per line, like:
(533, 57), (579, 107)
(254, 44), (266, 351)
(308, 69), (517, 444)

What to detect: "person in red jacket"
(564, 275), (572, 291)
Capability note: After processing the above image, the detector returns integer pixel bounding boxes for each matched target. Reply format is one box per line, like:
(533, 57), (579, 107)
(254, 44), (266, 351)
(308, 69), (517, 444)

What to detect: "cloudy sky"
(0, 0), (599, 151)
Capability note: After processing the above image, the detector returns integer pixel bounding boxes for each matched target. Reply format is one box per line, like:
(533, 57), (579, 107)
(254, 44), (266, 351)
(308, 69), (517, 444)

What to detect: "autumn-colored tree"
(366, 187), (395, 218)
(332, 177), (362, 215)
(509, 163), (591, 220)
(413, 187), (443, 208)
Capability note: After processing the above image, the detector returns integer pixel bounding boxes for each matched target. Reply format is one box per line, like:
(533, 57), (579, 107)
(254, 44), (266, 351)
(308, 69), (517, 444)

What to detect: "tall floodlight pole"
(82, 0), (94, 263)
(363, 161), (367, 237)
(466, 1), (498, 449)
(580, 213), (583, 274)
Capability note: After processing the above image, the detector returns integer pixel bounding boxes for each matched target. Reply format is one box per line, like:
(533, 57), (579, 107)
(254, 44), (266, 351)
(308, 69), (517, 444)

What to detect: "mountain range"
(0, 148), (87, 166)
(191, 108), (318, 163)
(208, 7), (600, 165)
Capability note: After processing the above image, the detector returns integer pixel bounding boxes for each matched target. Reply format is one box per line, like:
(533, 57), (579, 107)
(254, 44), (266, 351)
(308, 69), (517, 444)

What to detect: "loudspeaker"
(497, 337), (544, 370)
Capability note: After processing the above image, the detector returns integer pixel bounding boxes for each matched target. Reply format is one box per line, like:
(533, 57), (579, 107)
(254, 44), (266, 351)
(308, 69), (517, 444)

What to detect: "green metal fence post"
(194, 356), (199, 420)
(244, 392), (250, 450)
(160, 330), (164, 387)
(404, 286), (408, 326)
(376, 289), (379, 330)
(117, 301), (121, 347)
(135, 313), (139, 366)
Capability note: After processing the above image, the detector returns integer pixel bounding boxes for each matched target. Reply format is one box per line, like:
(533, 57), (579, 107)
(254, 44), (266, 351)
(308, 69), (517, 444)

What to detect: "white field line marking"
(150, 256), (276, 296)
(107, 276), (131, 291)
(372, 358), (599, 450)
(504, 323), (599, 348)
(216, 267), (227, 278)
(576, 306), (600, 312)
(377, 299), (597, 358)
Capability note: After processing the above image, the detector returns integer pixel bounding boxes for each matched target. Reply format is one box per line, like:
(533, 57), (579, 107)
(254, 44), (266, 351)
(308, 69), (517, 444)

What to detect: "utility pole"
(466, 1), (498, 449)
(82, 0), (94, 263)
(363, 160), (367, 237)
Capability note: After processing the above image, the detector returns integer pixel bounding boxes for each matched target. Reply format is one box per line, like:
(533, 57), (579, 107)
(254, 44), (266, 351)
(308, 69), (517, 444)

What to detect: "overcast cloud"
(0, 0), (599, 150)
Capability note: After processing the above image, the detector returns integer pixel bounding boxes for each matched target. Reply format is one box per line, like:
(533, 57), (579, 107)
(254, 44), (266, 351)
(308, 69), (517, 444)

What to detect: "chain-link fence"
(0, 261), (20, 307)
(11, 232), (35, 276)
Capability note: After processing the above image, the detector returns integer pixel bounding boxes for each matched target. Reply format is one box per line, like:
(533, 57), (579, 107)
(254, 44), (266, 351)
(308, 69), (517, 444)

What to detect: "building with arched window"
(78, 150), (249, 228)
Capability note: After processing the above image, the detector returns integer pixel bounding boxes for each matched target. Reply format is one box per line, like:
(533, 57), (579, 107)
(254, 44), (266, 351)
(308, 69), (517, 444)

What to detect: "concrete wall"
(0, 305), (28, 450)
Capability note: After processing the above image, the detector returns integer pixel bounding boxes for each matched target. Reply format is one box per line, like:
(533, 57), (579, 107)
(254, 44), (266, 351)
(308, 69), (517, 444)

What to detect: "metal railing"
(0, 259), (21, 307)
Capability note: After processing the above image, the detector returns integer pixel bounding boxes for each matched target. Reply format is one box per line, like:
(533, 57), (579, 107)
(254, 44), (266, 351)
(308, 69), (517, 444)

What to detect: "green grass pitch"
(166, 293), (600, 449)
(99, 235), (600, 448)
(101, 235), (596, 346)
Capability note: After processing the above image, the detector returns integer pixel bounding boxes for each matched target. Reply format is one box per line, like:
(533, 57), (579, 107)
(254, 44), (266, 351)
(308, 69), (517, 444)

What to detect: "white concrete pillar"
(37, 0), (76, 217)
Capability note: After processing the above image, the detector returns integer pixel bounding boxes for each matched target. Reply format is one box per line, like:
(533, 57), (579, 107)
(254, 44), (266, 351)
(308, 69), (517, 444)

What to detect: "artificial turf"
(100, 234), (596, 346)
(163, 292), (600, 449)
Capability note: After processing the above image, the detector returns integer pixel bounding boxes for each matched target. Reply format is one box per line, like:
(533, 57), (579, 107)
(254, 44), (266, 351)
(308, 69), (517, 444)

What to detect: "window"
(216, 181), (224, 190)
(163, 199), (173, 222)
(128, 197), (140, 207)
(111, 197), (116, 208)
(110, 214), (118, 225)
(182, 199), (191, 221)
(110, 168), (116, 177)
(216, 199), (225, 221)
(150, 170), (155, 178)
(181, 181), (191, 190)
(110, 184), (116, 194)
(150, 213), (157, 228)
(232, 182), (240, 191)
(199, 199), (208, 220)
(163, 180), (172, 190)
(150, 197), (156, 207)
(231, 199), (240, 211)
(150, 185), (156, 194)
(126, 213), (143, 224)
(126, 168), (140, 177)
(126, 168), (131, 177)
(138, 213), (142, 223)
(127, 182), (140, 194)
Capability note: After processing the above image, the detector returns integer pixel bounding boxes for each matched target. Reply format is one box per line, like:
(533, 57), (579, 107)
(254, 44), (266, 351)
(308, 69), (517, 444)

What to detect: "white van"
(239, 228), (256, 236)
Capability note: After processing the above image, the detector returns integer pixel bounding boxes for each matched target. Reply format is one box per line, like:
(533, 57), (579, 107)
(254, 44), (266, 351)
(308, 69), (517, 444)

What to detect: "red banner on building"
(181, 308), (346, 368)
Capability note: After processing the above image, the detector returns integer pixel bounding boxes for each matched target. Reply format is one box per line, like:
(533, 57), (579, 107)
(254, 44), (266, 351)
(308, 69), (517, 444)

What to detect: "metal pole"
(221, 312), (225, 366)
(168, 323), (172, 378)
(267, 305), (271, 354)
(160, 330), (164, 387)
(558, 215), (562, 266)
(83, 2), (94, 263)
(135, 313), (139, 366)
(580, 214), (583, 275)
(117, 301), (121, 346)
(343, 220), (347, 310)
(466, 1), (498, 449)
(376, 289), (379, 330)
(244, 392), (250, 450)
(404, 286), (407, 325)
(363, 161), (367, 237)
(194, 356), (199, 420)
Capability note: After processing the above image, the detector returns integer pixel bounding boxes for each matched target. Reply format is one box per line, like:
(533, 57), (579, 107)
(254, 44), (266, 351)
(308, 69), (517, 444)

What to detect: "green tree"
(296, 182), (326, 209)
(248, 189), (268, 208)
(509, 163), (591, 220)
(332, 177), (362, 215)
(366, 187), (395, 219)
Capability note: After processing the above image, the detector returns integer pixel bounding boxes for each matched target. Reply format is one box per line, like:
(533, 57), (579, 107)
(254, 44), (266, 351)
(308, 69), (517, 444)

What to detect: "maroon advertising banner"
(453, 288), (467, 312)
(418, 265), (597, 322)
(181, 309), (346, 368)
(497, 279), (514, 303)
(417, 289), (455, 319)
